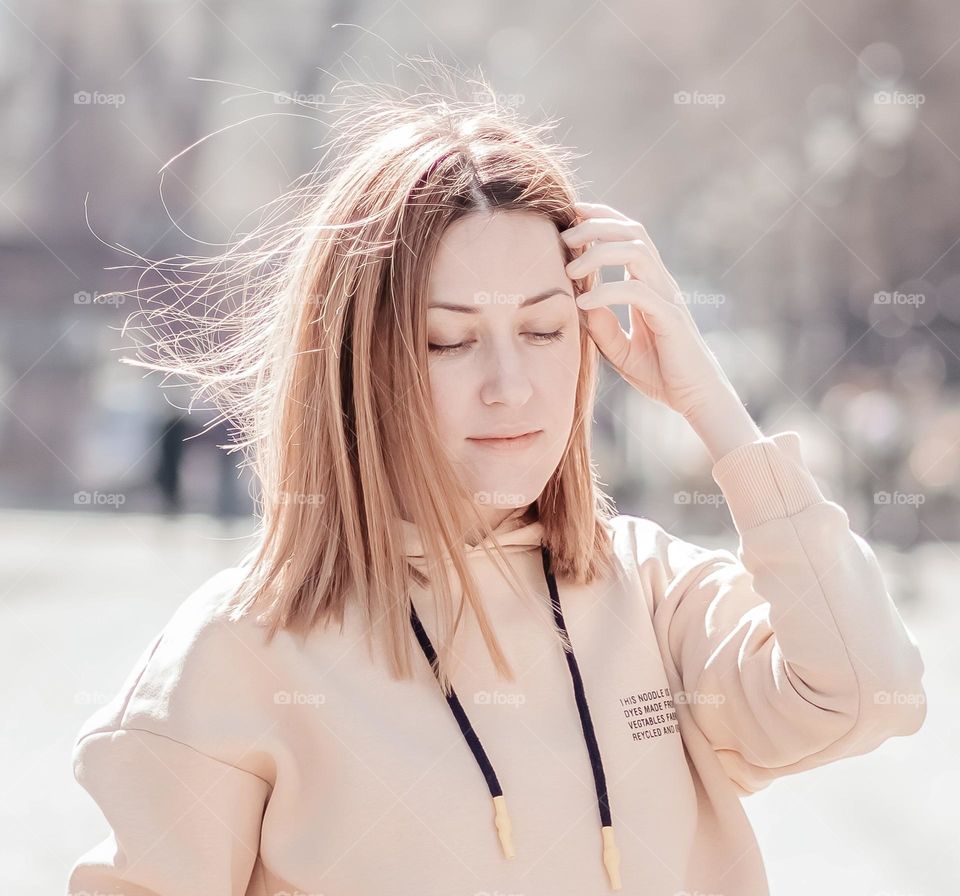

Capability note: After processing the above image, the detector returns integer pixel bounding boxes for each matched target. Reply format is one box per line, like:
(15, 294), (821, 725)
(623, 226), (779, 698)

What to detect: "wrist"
(686, 392), (763, 464)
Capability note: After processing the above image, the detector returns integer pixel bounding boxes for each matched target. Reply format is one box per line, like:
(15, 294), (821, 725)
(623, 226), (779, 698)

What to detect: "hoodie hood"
(400, 506), (545, 561)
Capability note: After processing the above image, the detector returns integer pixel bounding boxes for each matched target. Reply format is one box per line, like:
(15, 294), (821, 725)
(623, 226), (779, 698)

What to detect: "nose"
(478, 340), (534, 407)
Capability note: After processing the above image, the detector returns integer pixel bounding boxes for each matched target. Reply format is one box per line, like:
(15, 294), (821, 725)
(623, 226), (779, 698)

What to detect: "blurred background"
(1, 1), (956, 893)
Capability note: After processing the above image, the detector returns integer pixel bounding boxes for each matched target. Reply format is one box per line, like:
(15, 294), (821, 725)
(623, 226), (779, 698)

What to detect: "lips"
(470, 429), (540, 440)
(466, 430), (543, 450)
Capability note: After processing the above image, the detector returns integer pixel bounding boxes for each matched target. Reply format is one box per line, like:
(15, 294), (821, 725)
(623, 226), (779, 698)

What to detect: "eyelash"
(428, 329), (566, 356)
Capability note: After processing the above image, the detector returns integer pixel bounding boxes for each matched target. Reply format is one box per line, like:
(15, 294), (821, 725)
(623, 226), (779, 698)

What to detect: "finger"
(565, 238), (657, 279)
(575, 279), (684, 337)
(561, 217), (644, 249)
(573, 200), (630, 221)
(628, 301), (664, 361)
(574, 202), (653, 248)
(580, 304), (630, 367)
(582, 303), (660, 392)
(568, 202), (662, 261)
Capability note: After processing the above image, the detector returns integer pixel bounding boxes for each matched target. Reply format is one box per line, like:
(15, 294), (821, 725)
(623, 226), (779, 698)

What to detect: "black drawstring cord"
(407, 542), (622, 890)
(541, 543), (621, 889)
(409, 600), (515, 857)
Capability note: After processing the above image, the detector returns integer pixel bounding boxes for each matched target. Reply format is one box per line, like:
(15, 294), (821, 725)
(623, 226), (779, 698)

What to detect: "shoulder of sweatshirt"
(606, 513), (723, 603)
(71, 564), (283, 785)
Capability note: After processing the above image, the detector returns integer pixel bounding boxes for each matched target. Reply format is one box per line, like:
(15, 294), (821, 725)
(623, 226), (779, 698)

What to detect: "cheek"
(428, 364), (466, 440)
(545, 334), (583, 439)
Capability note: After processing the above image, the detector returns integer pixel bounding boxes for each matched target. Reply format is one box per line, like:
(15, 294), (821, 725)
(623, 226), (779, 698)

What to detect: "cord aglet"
(601, 824), (622, 890)
(492, 794), (515, 859)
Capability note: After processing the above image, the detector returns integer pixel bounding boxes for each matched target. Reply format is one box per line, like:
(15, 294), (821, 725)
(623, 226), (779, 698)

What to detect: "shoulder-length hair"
(114, 67), (617, 694)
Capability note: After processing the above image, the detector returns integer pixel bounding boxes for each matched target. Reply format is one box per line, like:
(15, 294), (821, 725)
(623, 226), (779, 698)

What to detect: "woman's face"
(426, 210), (582, 527)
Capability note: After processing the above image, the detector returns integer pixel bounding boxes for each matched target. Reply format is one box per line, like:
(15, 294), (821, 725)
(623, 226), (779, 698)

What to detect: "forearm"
(685, 386), (764, 464)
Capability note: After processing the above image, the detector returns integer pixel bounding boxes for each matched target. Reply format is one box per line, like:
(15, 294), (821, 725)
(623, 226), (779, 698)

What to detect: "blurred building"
(1, 0), (957, 542)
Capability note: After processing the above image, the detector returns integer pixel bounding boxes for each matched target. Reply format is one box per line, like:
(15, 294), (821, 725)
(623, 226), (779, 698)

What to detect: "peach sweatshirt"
(67, 430), (927, 895)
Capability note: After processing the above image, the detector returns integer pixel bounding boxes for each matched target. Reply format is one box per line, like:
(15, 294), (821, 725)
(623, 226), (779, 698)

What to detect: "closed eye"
(428, 329), (566, 356)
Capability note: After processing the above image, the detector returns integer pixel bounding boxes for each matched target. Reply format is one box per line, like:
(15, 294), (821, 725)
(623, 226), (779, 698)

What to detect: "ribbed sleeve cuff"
(710, 430), (827, 532)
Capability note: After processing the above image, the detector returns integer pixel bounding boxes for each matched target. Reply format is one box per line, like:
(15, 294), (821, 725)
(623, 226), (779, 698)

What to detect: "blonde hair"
(111, 63), (617, 693)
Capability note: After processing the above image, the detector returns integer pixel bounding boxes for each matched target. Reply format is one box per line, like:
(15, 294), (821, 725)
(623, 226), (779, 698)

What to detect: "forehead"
(428, 211), (567, 304)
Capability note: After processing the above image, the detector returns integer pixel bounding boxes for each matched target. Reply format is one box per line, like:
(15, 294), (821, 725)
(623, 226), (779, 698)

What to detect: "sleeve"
(67, 726), (271, 896)
(655, 430), (927, 796)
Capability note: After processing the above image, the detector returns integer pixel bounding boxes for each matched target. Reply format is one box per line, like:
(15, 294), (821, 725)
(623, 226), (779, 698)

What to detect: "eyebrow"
(427, 288), (573, 313)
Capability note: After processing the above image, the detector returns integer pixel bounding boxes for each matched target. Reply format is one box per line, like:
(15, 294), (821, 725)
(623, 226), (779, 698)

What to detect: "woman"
(67, 84), (927, 895)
